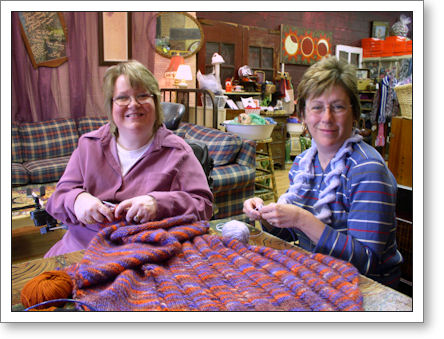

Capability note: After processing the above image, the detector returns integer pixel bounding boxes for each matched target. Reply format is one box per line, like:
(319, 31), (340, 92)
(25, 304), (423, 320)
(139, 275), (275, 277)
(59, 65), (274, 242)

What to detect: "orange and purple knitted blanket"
(67, 215), (363, 311)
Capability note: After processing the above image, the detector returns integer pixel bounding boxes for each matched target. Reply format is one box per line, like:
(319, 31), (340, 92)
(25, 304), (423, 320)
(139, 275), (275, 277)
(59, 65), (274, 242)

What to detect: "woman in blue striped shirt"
(244, 56), (402, 287)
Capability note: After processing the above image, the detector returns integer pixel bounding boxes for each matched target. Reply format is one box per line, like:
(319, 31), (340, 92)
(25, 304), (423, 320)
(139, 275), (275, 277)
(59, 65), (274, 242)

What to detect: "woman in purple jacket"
(45, 60), (213, 257)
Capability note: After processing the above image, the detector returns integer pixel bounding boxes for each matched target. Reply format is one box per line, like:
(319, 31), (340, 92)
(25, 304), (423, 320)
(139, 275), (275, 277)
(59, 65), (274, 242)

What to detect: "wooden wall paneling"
(388, 116), (413, 187)
(197, 18), (245, 78)
(245, 25), (281, 79)
(197, 11), (411, 89)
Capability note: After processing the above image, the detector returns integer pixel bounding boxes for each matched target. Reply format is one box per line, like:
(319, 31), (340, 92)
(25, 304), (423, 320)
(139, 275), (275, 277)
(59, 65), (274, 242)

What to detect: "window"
(197, 19), (280, 87)
(205, 42), (236, 84)
(249, 46), (274, 81)
(335, 45), (363, 68)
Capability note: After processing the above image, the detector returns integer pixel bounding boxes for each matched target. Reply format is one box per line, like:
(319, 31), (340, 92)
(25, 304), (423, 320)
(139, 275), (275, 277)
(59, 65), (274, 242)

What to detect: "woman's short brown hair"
(296, 56), (361, 122)
(103, 60), (163, 136)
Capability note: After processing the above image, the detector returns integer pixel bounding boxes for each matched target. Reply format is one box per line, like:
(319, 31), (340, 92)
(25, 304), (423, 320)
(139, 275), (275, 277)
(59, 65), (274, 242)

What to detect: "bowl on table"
(223, 122), (276, 140)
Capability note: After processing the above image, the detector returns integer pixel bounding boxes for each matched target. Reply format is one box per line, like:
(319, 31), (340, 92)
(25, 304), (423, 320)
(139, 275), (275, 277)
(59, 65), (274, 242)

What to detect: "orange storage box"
(361, 38), (383, 58)
(382, 36), (412, 57)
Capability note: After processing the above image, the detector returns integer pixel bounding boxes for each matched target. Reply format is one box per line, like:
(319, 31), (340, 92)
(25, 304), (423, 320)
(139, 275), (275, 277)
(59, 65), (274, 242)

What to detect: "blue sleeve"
(314, 159), (398, 276)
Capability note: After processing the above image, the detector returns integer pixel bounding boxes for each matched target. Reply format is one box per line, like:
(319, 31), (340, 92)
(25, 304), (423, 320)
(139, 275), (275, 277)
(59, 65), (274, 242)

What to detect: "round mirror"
(153, 12), (204, 58)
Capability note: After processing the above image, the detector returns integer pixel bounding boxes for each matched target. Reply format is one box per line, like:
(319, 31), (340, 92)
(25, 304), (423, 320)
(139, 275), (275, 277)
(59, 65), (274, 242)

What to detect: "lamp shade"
(175, 65), (193, 81)
(165, 55), (185, 78)
(174, 64), (193, 88)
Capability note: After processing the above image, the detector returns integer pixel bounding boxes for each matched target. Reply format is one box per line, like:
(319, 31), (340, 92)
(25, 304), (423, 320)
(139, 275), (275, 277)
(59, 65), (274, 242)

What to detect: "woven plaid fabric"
(213, 184), (254, 220)
(67, 215), (363, 311)
(212, 164), (255, 192)
(24, 155), (71, 183)
(176, 122), (242, 166)
(174, 123), (256, 220)
(77, 117), (108, 135)
(12, 162), (29, 186)
(172, 127), (186, 139)
(19, 119), (78, 162)
(234, 138), (256, 167)
(12, 123), (23, 163)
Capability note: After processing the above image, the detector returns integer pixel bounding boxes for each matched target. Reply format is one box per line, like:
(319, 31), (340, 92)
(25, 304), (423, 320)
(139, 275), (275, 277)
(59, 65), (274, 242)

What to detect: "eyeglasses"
(113, 93), (153, 106)
(307, 103), (351, 115)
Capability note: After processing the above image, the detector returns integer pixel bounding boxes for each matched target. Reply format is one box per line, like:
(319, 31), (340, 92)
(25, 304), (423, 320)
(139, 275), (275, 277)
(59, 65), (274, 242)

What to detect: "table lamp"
(164, 55), (185, 79)
(174, 64), (193, 88)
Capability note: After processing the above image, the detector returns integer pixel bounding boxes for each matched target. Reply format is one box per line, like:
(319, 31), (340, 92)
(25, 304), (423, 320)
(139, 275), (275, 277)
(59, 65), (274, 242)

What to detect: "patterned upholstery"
(212, 167), (255, 220)
(12, 163), (29, 186)
(19, 119), (78, 162)
(175, 122), (256, 220)
(24, 155), (71, 184)
(12, 123), (23, 163)
(12, 118), (256, 221)
(77, 117), (108, 135)
(212, 164), (255, 192)
(176, 122), (242, 166)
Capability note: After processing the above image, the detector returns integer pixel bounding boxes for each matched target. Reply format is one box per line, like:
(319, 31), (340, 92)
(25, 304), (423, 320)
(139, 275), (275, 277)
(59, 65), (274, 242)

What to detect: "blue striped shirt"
(272, 141), (403, 287)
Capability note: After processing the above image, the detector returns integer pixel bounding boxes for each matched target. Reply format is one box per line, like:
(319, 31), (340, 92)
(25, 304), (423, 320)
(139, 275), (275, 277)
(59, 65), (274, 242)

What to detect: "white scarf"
(278, 131), (363, 224)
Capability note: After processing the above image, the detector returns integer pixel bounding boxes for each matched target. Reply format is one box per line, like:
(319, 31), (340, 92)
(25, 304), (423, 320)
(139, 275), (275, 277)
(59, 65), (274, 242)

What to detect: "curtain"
(12, 11), (156, 123)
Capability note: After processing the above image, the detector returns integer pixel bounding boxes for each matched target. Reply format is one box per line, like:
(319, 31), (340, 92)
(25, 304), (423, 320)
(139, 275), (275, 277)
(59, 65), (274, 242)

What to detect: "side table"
(255, 138), (278, 202)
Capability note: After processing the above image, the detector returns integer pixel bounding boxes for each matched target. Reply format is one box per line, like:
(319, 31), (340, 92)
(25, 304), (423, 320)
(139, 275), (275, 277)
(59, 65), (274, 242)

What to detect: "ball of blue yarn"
(221, 220), (250, 243)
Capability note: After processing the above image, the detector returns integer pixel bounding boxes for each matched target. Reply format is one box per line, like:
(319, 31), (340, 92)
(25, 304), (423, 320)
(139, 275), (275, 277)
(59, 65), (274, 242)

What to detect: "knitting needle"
(102, 201), (117, 211)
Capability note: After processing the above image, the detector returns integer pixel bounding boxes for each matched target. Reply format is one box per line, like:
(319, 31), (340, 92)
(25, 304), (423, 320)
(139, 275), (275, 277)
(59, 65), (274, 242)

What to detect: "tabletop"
(11, 219), (412, 311)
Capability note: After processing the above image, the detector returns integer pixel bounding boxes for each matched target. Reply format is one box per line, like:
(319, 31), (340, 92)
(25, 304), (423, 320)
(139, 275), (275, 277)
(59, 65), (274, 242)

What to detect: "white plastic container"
(224, 123), (276, 140)
(204, 95), (228, 109)
(286, 122), (303, 135)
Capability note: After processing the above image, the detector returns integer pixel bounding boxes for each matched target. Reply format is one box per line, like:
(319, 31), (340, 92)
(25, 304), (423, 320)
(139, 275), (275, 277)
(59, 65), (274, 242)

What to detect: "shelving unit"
(358, 90), (377, 146)
(224, 91), (262, 96)
(255, 138), (278, 202)
(359, 90), (376, 114)
(223, 91), (263, 121)
(260, 110), (291, 168)
(362, 55), (412, 80)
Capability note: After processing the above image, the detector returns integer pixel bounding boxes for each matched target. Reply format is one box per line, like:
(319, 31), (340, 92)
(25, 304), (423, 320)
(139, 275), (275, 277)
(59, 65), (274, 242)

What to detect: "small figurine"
(239, 113), (251, 124)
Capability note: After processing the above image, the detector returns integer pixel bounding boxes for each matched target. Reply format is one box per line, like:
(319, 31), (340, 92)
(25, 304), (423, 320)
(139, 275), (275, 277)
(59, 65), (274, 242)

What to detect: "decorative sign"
(18, 12), (68, 68)
(98, 12), (132, 66)
(280, 24), (332, 65)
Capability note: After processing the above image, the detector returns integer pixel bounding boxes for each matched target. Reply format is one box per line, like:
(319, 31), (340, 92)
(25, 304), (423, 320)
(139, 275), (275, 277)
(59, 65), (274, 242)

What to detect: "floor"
(11, 166), (292, 265)
(273, 166), (291, 197)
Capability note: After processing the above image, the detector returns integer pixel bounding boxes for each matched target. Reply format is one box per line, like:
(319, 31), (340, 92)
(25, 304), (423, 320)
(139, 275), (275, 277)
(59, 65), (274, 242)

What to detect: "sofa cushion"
(172, 127), (186, 139)
(12, 162), (29, 186)
(77, 116), (108, 135)
(24, 155), (71, 184)
(177, 122), (242, 166)
(20, 119), (78, 162)
(212, 183), (255, 220)
(12, 122), (23, 163)
(211, 164), (256, 192)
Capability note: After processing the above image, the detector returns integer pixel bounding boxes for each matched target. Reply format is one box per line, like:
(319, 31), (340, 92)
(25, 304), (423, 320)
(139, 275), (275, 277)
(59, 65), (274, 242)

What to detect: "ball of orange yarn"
(21, 270), (73, 310)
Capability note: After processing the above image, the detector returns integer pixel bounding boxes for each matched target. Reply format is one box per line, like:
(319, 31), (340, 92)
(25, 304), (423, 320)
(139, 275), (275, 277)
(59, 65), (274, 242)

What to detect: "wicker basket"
(395, 84), (412, 119)
(244, 108), (261, 115)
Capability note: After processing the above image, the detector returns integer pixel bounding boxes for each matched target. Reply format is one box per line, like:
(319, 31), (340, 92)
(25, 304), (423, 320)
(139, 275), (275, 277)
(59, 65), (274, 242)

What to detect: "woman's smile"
(125, 112), (145, 119)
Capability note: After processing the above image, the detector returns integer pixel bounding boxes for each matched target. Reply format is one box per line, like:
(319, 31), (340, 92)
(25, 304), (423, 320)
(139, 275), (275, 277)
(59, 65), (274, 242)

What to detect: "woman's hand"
(260, 203), (326, 244)
(243, 197), (265, 221)
(114, 195), (158, 224)
(74, 192), (115, 225)
(259, 203), (306, 228)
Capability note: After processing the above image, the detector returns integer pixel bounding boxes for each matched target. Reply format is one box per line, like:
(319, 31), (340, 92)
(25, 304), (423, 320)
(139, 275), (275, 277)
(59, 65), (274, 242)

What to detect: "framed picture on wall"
(371, 21), (389, 40)
(18, 12), (68, 68)
(98, 12), (132, 66)
(356, 68), (370, 79)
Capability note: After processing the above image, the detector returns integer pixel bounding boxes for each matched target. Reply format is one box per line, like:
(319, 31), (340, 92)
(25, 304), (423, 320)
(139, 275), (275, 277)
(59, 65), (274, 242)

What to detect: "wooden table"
(12, 184), (55, 230)
(11, 219), (412, 311)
